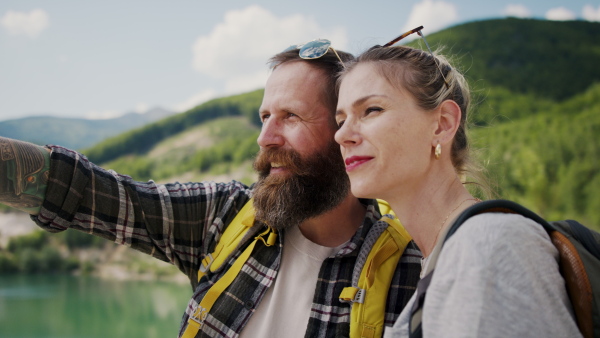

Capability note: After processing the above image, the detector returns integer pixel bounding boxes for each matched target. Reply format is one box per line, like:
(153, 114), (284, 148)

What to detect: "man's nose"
(257, 119), (284, 148)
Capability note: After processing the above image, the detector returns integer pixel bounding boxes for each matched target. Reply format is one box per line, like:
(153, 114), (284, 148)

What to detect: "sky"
(1, 0), (599, 122)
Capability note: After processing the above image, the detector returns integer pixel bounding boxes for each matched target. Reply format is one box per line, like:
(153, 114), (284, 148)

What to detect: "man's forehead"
(260, 61), (330, 110)
(269, 61), (327, 86)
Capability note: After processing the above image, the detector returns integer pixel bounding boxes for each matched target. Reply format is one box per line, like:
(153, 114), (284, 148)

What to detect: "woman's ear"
(432, 100), (462, 147)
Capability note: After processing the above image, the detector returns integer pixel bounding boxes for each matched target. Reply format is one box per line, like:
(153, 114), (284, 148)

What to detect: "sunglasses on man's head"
(279, 38), (346, 66)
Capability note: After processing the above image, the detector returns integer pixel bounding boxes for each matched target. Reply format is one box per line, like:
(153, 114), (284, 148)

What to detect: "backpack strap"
(198, 198), (393, 283)
(558, 220), (600, 260)
(190, 198), (407, 338)
(409, 200), (527, 337)
(549, 219), (600, 338)
(408, 199), (597, 338)
(448, 200), (597, 338)
(445, 199), (548, 238)
(377, 198), (396, 218)
(184, 198), (277, 338)
(197, 198), (257, 282)
(340, 202), (411, 338)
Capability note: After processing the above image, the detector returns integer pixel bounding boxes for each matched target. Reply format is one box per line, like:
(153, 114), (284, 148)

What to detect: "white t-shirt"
(384, 213), (582, 338)
(240, 225), (346, 338)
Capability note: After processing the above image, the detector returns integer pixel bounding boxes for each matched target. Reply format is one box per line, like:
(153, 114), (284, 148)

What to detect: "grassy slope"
(83, 89), (264, 164)
(101, 116), (260, 185)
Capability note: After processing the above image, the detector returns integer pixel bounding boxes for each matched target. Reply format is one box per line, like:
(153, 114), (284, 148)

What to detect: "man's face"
(257, 61), (337, 164)
(252, 61), (350, 230)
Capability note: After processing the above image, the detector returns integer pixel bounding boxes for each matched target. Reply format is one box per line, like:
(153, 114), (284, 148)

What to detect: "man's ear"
(432, 100), (462, 147)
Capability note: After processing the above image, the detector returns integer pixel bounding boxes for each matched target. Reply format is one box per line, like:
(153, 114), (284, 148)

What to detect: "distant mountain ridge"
(0, 107), (174, 150)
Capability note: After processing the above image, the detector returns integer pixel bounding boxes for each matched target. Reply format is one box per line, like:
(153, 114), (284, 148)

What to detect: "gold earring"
(434, 143), (442, 159)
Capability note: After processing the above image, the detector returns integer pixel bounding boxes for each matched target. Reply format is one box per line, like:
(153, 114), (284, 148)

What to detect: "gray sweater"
(385, 213), (582, 338)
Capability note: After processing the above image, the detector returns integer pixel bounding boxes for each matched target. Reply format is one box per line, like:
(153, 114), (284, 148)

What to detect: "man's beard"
(252, 141), (350, 231)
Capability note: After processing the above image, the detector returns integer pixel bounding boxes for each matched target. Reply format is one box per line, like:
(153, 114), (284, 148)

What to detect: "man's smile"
(270, 162), (286, 174)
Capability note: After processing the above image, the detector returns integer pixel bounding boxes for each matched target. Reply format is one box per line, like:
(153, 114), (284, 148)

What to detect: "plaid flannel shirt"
(33, 146), (422, 338)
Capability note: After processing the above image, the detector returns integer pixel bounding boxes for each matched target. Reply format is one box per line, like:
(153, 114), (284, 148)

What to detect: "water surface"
(0, 274), (190, 338)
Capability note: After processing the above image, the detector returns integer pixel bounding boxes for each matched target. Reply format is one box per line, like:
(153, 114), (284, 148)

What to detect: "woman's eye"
(337, 120), (345, 128)
(365, 107), (383, 115)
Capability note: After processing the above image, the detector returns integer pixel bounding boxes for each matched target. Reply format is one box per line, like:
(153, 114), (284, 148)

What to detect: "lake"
(0, 274), (191, 338)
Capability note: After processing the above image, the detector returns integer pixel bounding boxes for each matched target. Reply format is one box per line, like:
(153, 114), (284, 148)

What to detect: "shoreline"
(0, 211), (187, 284)
(0, 211), (38, 248)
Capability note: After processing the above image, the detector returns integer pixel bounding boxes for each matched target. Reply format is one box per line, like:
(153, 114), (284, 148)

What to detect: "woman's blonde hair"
(338, 46), (493, 197)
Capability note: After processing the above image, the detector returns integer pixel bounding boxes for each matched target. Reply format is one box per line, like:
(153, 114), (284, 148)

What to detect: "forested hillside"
(472, 83), (600, 226)
(81, 18), (600, 228)
(84, 90), (263, 164)
(418, 18), (600, 101)
(101, 116), (260, 184)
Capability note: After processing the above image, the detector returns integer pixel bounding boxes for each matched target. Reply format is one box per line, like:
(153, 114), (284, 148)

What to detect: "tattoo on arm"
(0, 137), (51, 215)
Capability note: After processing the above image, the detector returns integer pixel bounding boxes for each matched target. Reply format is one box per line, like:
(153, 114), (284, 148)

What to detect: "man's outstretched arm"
(0, 137), (50, 215)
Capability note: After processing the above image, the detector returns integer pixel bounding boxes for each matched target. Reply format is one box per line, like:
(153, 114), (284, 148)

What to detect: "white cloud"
(0, 9), (49, 38)
(582, 5), (600, 21)
(224, 70), (269, 94)
(403, 0), (458, 34)
(546, 7), (576, 21)
(503, 4), (531, 18)
(85, 109), (122, 120)
(191, 5), (347, 95)
(134, 102), (149, 114)
(172, 89), (218, 113)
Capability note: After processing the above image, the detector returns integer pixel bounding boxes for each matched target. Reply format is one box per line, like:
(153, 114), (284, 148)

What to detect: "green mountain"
(80, 18), (599, 228)
(419, 18), (600, 101)
(100, 116), (260, 185)
(471, 83), (600, 226)
(84, 90), (263, 165)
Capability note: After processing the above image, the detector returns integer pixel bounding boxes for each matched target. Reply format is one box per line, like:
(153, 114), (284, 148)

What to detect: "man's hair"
(268, 48), (354, 113)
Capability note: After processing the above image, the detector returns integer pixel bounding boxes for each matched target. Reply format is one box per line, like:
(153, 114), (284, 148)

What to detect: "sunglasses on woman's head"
(375, 26), (450, 88)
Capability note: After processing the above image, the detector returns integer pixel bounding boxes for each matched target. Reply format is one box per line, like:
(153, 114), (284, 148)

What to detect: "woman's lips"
(344, 156), (373, 172)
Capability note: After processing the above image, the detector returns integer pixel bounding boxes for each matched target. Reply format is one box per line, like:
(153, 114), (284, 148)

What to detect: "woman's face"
(335, 63), (439, 201)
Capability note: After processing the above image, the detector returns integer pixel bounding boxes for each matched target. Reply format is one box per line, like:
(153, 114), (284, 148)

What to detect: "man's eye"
(260, 114), (270, 122)
(337, 120), (345, 128)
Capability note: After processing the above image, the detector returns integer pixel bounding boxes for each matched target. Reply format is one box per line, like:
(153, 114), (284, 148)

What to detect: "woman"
(334, 35), (581, 337)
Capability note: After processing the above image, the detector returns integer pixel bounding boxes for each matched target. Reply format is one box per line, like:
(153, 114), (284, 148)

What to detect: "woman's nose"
(335, 120), (360, 147)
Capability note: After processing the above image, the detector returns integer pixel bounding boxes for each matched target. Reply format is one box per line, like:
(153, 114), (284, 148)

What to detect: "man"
(0, 46), (421, 337)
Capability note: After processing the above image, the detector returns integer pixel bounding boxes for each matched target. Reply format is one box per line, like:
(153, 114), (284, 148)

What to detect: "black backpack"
(409, 199), (600, 338)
